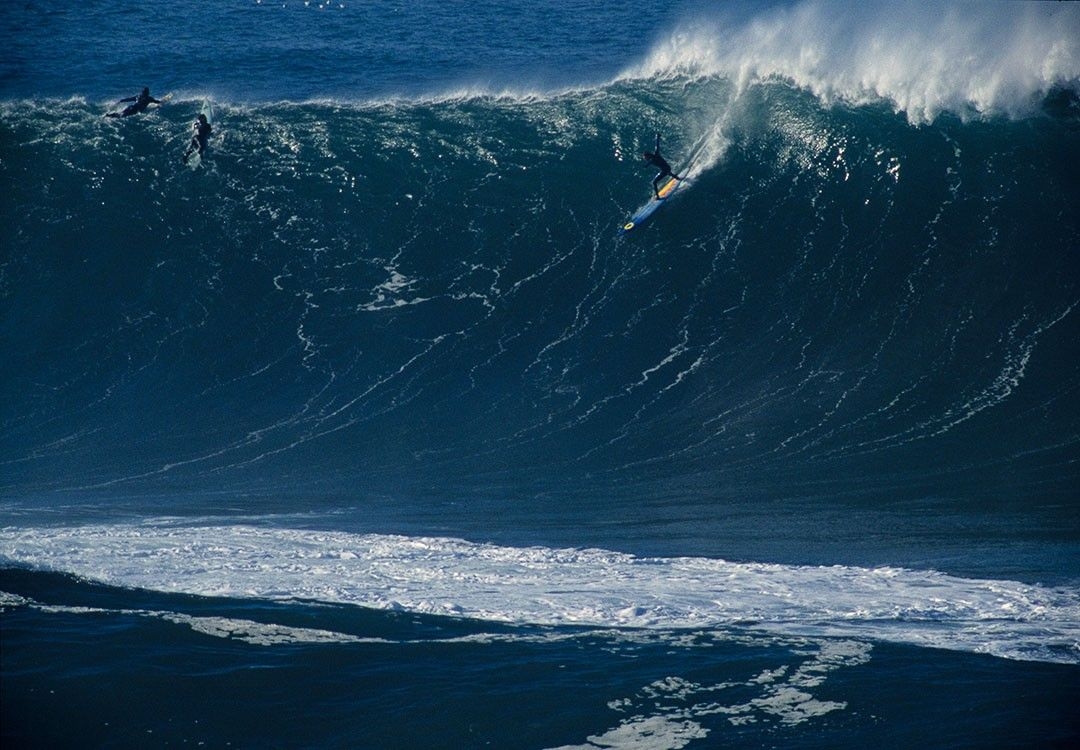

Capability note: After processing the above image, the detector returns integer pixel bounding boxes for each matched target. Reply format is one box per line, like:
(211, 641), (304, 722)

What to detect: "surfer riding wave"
(642, 132), (682, 198)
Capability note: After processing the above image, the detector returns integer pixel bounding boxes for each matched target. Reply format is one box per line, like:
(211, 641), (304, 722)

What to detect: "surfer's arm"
(149, 97), (163, 104)
(118, 96), (136, 103)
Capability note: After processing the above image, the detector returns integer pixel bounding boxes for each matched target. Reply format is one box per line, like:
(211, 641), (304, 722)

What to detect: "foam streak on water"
(2, 522), (1076, 664)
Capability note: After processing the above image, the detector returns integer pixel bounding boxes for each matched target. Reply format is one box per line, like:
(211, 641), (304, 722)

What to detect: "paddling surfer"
(106, 87), (164, 118)
(182, 113), (212, 163)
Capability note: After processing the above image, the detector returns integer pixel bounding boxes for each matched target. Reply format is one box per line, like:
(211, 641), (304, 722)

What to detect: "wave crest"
(623, 0), (1080, 124)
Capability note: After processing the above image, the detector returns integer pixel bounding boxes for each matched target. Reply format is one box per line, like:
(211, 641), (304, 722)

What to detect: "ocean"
(2, 0), (1079, 747)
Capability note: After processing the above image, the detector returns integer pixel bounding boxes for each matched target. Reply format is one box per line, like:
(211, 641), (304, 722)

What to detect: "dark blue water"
(3, 1), (1080, 747)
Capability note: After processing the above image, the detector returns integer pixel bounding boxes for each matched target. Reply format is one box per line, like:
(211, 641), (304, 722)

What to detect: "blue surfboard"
(620, 133), (709, 235)
(620, 175), (683, 234)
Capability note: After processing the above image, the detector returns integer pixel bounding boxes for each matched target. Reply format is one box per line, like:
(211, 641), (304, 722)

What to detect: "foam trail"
(623, 0), (1080, 124)
(2, 523), (1077, 664)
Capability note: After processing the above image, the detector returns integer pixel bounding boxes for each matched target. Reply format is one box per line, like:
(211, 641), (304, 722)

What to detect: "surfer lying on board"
(642, 132), (682, 199)
(182, 114), (212, 163)
(106, 87), (164, 118)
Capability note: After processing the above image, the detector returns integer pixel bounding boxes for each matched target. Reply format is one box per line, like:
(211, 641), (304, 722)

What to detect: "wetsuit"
(183, 117), (212, 162)
(107, 89), (163, 118)
(643, 133), (681, 198)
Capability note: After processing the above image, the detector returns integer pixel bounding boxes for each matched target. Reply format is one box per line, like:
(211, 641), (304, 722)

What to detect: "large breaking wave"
(2, 1), (1079, 670)
(3, 70), (1077, 502)
(629, 0), (1080, 124)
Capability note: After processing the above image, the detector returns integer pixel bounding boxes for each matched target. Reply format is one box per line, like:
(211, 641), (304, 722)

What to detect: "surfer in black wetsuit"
(106, 87), (164, 118)
(642, 132), (682, 198)
(182, 113), (212, 163)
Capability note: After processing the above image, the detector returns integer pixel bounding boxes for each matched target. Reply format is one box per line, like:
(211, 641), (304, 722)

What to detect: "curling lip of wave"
(621, 0), (1080, 124)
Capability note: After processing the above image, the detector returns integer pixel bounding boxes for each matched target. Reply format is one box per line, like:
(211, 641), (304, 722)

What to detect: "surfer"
(642, 132), (682, 199)
(182, 113), (212, 163)
(106, 87), (164, 118)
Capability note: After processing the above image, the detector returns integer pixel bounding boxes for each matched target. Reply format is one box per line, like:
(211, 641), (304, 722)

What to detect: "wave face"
(3, 78), (1078, 510)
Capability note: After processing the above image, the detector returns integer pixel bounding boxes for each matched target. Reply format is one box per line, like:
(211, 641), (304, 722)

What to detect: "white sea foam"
(548, 639), (873, 746)
(622, 0), (1080, 125)
(1, 522), (1077, 664)
(0, 591), (384, 646)
(2, 586), (874, 736)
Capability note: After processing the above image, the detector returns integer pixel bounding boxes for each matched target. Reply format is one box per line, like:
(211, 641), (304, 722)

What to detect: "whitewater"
(3, 522), (1078, 664)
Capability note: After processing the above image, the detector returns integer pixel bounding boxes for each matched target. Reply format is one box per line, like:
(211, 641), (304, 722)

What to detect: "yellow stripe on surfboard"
(657, 176), (679, 199)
